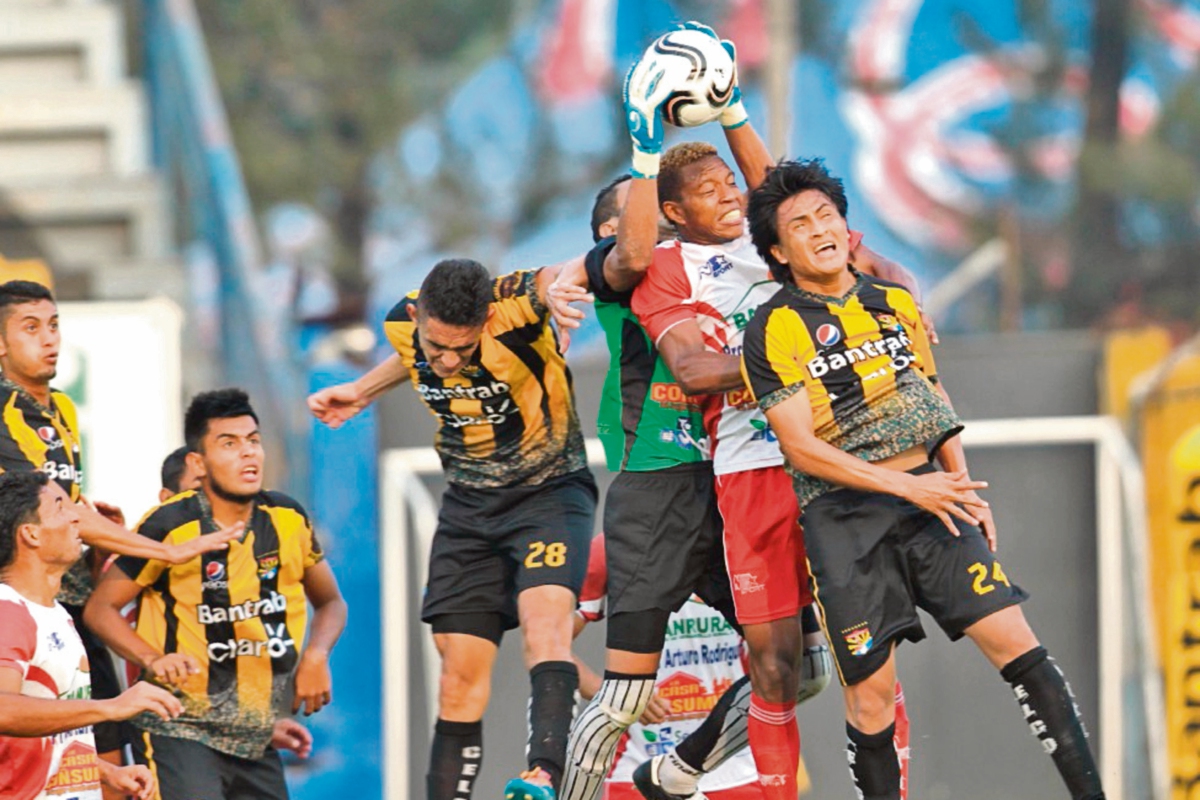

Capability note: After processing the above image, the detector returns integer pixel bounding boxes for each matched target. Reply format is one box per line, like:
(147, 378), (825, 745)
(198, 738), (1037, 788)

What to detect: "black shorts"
(64, 602), (128, 753)
(603, 462), (731, 622)
(802, 465), (1029, 687)
(131, 731), (288, 800)
(421, 468), (597, 635)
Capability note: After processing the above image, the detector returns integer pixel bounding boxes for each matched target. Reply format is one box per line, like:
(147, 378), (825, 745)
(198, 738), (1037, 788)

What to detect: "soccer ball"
(639, 29), (736, 128)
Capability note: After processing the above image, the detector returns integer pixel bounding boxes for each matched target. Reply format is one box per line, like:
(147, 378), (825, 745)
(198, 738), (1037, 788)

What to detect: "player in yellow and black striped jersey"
(308, 258), (595, 800)
(382, 267), (587, 488)
(0, 280), (242, 587)
(741, 159), (1104, 800)
(741, 266), (961, 511)
(85, 389), (347, 800)
(0, 280), (243, 770)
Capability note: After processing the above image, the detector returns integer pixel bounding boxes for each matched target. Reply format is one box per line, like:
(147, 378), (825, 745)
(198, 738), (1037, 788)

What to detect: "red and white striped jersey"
(631, 231), (782, 477)
(632, 228), (865, 476)
(0, 583), (101, 800)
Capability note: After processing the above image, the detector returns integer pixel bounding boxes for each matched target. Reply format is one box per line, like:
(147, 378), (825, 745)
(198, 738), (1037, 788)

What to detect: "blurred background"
(1, 0), (1198, 797)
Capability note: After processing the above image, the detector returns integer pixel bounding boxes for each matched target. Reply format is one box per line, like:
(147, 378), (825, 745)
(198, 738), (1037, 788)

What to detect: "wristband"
(631, 149), (661, 180)
(720, 101), (749, 130)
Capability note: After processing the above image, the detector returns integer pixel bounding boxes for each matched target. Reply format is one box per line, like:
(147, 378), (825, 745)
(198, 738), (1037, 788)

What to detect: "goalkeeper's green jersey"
(586, 238), (708, 472)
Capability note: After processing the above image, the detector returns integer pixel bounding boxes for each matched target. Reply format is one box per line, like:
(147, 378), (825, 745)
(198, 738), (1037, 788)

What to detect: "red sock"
(894, 681), (911, 800)
(747, 694), (799, 800)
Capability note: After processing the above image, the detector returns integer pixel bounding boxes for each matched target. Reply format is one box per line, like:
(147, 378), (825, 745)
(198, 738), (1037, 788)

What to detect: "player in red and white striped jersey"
(0, 470), (182, 800)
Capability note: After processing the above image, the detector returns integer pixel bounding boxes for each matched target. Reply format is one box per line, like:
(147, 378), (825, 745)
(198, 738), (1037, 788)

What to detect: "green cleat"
(503, 767), (556, 800)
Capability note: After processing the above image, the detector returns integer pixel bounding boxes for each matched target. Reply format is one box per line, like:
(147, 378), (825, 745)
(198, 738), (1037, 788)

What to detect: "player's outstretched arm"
(689, 28), (772, 191)
(77, 505), (241, 565)
(612, 53), (672, 291)
(308, 354), (408, 429)
(0, 668), (182, 736)
(294, 560), (348, 716)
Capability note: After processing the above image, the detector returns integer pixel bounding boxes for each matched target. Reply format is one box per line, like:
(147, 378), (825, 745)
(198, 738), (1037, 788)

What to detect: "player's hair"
(160, 445), (192, 493)
(591, 174), (632, 242)
(184, 388), (259, 452)
(748, 158), (850, 284)
(0, 471), (49, 569)
(659, 142), (720, 207)
(0, 280), (54, 327)
(417, 259), (491, 327)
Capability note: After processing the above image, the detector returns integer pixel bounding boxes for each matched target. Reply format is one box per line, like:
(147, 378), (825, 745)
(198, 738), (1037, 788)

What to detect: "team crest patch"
(816, 324), (842, 347)
(876, 314), (901, 331)
(37, 426), (57, 443)
(257, 554), (280, 580)
(842, 623), (873, 656)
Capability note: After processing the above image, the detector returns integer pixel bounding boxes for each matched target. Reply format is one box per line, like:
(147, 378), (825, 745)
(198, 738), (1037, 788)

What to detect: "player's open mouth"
(814, 242), (837, 255)
(241, 467), (259, 479)
(720, 209), (742, 224)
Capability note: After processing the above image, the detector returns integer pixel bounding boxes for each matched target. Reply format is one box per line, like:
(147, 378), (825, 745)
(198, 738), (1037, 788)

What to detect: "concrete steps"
(0, 0), (181, 302)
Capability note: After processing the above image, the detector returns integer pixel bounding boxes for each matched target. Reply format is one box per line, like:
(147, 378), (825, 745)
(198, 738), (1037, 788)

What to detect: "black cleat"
(632, 756), (705, 800)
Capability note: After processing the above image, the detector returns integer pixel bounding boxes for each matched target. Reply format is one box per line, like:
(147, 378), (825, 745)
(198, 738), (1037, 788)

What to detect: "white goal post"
(379, 417), (1166, 800)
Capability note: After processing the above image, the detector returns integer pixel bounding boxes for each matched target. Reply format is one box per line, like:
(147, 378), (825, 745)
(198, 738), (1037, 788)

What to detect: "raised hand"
(307, 382), (369, 429)
(899, 469), (990, 536)
(677, 21), (746, 129)
(623, 57), (673, 178)
(105, 681), (184, 722)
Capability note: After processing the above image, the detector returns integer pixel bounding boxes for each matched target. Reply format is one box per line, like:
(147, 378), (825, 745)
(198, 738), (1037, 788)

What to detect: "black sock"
(846, 722), (901, 800)
(428, 719), (483, 800)
(528, 660), (579, 790)
(1001, 646), (1105, 800)
(675, 674), (751, 771)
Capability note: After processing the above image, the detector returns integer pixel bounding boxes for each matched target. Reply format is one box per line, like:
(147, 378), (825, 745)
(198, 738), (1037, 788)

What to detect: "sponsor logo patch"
(732, 572), (766, 595)
(699, 255), (734, 278)
(203, 561), (228, 590)
(816, 323), (842, 346)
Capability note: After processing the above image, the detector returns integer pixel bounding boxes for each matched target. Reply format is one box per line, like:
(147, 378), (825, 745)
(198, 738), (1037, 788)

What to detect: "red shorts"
(715, 465), (812, 624)
(604, 782), (764, 800)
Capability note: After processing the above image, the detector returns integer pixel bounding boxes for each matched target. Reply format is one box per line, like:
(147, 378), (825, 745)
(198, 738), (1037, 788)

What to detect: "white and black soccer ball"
(637, 29), (737, 128)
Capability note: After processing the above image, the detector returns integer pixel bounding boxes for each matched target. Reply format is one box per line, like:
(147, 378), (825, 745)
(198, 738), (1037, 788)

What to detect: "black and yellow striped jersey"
(384, 268), (587, 488)
(0, 375), (83, 500)
(0, 376), (90, 605)
(114, 490), (324, 759)
(741, 271), (962, 508)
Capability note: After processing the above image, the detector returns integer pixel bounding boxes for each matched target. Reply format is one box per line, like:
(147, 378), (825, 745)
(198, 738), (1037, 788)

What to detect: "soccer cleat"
(632, 756), (707, 800)
(504, 767), (556, 800)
